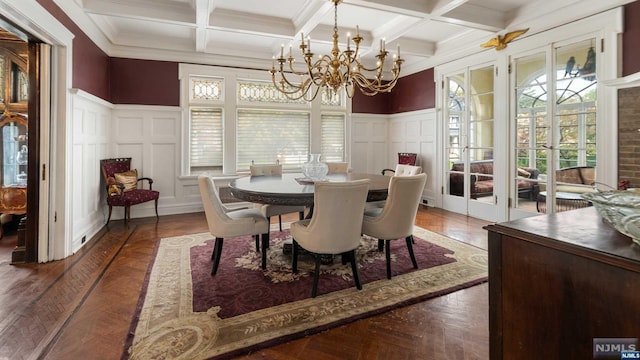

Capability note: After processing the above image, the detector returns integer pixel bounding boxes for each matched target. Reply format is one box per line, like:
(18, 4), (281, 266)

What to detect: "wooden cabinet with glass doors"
(0, 38), (29, 239)
(0, 112), (27, 237)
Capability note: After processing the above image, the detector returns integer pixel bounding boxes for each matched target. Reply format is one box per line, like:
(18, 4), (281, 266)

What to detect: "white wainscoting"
(70, 90), (112, 253)
(351, 109), (437, 205)
(388, 109), (438, 206)
(110, 105), (202, 220)
(351, 114), (388, 174)
(68, 100), (438, 254)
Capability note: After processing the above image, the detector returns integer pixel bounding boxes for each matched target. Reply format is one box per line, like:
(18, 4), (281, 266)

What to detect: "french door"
(441, 64), (498, 221)
(509, 37), (598, 218)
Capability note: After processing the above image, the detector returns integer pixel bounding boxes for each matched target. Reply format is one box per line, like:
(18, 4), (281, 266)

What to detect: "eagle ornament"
(480, 29), (529, 51)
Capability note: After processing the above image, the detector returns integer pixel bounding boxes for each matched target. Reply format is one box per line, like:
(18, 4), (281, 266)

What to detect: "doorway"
(441, 63), (499, 222)
(509, 38), (598, 219)
(0, 21), (42, 263)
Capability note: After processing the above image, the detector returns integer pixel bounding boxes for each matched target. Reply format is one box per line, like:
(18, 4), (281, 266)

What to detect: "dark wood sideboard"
(485, 207), (640, 360)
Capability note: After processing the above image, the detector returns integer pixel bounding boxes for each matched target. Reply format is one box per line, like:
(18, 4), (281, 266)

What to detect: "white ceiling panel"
(56, 0), (634, 75)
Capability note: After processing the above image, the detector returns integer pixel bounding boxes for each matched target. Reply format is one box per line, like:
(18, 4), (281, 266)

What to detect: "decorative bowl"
(581, 190), (640, 246)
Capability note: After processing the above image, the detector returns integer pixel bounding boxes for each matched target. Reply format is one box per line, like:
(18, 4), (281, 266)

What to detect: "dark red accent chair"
(100, 158), (159, 224)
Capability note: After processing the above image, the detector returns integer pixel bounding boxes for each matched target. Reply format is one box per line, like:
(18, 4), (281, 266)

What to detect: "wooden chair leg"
(311, 254), (321, 298)
(278, 215), (283, 231)
(255, 235), (260, 252)
(211, 239), (218, 260)
(154, 198), (159, 220)
(406, 235), (418, 269)
(125, 206), (131, 224)
(261, 233), (269, 270)
(349, 249), (362, 290)
(211, 237), (224, 275)
(106, 206), (113, 225)
(385, 240), (392, 279)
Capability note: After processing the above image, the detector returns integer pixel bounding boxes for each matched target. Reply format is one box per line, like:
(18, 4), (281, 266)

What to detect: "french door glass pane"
(513, 38), (597, 213)
(446, 73), (465, 197)
(469, 66), (494, 201)
(514, 52), (546, 211)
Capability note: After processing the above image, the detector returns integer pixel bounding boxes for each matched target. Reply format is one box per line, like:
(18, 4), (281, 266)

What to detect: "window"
(515, 39), (597, 174)
(236, 109), (310, 171)
(189, 108), (223, 173)
(320, 113), (345, 162)
(180, 64), (347, 175)
(447, 80), (464, 164)
(187, 76), (224, 175)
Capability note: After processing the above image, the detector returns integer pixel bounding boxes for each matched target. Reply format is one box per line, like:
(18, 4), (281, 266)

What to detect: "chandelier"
(269, 0), (403, 101)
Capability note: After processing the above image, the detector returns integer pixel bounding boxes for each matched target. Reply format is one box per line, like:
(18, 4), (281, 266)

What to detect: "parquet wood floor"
(0, 207), (491, 360)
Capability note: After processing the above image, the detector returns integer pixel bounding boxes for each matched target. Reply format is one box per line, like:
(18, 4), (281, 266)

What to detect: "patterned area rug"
(123, 224), (488, 359)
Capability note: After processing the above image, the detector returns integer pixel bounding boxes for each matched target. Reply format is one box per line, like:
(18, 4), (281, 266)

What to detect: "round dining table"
(228, 172), (391, 207)
(229, 172), (390, 259)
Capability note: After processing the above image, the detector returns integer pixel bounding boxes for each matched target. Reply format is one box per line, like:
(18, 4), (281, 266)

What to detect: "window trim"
(178, 64), (350, 177)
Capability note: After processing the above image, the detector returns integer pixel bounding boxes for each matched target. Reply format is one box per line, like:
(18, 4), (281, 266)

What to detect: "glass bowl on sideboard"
(581, 190), (640, 246)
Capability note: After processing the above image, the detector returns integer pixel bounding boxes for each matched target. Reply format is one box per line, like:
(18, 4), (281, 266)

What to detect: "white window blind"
(190, 108), (223, 173)
(320, 113), (345, 162)
(236, 109), (309, 171)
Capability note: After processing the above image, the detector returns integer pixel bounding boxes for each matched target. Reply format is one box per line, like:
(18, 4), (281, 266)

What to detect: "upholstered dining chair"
(366, 164), (423, 211)
(250, 162), (305, 232)
(361, 173), (427, 279)
(100, 157), (159, 224)
(384, 164), (422, 177)
(198, 174), (270, 274)
(326, 162), (350, 174)
(290, 179), (370, 298)
(381, 152), (419, 176)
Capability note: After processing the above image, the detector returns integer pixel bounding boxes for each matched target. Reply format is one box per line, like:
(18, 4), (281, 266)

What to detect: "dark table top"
(485, 207), (640, 272)
(229, 172), (391, 206)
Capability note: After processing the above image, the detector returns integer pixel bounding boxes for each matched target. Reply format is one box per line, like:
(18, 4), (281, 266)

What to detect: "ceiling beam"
(81, 0), (194, 26)
(435, 3), (507, 31)
(194, 0), (214, 52)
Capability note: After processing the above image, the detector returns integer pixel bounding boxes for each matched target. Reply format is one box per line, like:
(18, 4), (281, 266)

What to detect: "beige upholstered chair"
(250, 163), (305, 232)
(326, 162), (350, 174)
(367, 165), (424, 210)
(383, 164), (422, 177)
(361, 173), (427, 279)
(198, 175), (270, 274)
(290, 179), (370, 298)
(381, 152), (419, 176)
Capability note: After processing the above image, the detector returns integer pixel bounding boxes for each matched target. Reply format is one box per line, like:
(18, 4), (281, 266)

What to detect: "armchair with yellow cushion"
(100, 157), (160, 224)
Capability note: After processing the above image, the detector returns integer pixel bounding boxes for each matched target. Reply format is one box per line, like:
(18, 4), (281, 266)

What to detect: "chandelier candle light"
(270, 0), (403, 101)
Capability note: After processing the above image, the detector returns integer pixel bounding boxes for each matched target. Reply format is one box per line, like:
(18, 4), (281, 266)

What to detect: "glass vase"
(16, 145), (28, 165)
(302, 153), (328, 181)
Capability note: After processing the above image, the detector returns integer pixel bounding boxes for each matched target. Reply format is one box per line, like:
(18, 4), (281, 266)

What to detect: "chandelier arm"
(275, 72), (307, 92)
(350, 71), (400, 95)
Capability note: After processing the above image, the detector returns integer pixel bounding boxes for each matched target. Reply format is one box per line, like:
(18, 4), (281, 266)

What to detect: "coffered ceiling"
(56, 0), (633, 75)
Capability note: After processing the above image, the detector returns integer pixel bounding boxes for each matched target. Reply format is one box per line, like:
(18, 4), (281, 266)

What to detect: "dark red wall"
(623, 1), (640, 76)
(388, 68), (435, 113)
(352, 68), (435, 114)
(37, 0), (110, 101)
(110, 58), (179, 106)
(352, 88), (391, 114)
